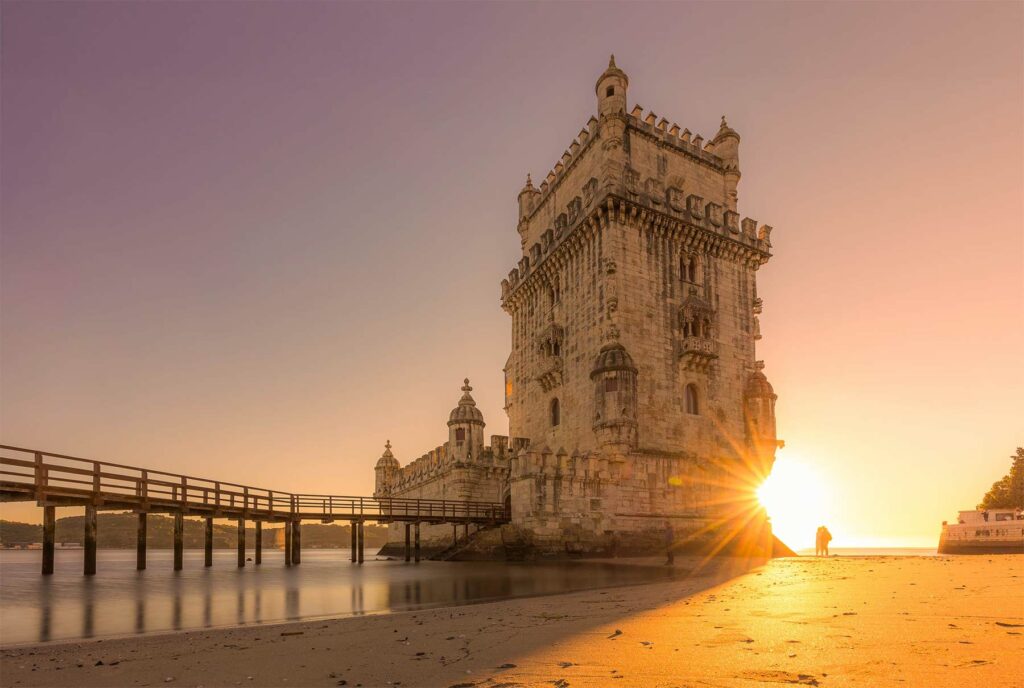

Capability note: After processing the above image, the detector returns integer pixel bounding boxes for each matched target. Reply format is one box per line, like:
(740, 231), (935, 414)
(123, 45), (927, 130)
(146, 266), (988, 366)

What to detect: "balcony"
(677, 337), (718, 372)
(536, 356), (564, 392)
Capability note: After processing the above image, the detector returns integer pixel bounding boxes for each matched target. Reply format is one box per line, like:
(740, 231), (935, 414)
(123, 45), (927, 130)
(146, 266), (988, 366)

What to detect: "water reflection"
(0, 549), (678, 645)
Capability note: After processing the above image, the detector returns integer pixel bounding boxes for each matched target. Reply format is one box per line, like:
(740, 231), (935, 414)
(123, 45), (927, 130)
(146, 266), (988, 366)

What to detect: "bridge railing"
(0, 445), (506, 522)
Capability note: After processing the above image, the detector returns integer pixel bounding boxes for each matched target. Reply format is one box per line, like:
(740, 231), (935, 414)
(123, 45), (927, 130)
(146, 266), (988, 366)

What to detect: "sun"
(757, 454), (831, 551)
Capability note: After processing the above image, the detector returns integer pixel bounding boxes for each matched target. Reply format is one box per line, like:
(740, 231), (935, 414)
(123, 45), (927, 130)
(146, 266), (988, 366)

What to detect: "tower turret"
(516, 174), (540, 250)
(744, 361), (778, 477)
(590, 340), (639, 453)
(595, 54), (628, 118)
(595, 55), (629, 194)
(447, 378), (485, 461)
(373, 440), (400, 497)
(712, 116), (742, 211)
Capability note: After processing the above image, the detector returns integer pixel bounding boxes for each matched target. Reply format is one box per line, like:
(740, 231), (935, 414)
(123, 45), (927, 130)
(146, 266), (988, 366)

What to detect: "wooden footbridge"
(0, 445), (509, 575)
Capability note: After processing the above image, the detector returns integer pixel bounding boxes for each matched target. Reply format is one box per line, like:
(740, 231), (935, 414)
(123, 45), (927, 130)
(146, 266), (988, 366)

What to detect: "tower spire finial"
(609, 54), (616, 68)
(462, 378), (472, 392)
(385, 439), (391, 450)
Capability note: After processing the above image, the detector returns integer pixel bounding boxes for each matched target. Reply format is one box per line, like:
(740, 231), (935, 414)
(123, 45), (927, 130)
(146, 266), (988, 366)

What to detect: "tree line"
(0, 512), (389, 548)
(979, 447), (1024, 509)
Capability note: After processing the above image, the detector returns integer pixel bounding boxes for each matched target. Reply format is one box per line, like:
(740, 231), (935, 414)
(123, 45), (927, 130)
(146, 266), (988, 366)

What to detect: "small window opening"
(550, 398), (561, 427)
(685, 384), (699, 415)
(552, 341), (561, 357)
(455, 428), (466, 442)
(606, 86), (615, 97)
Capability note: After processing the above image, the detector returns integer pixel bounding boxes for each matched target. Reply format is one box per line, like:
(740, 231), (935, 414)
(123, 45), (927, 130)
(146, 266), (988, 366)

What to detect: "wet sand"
(2, 555), (1021, 687)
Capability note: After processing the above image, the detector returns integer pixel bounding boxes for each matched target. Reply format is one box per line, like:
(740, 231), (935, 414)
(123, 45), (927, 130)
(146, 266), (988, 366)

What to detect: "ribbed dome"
(447, 378), (485, 426)
(590, 342), (638, 379)
(745, 364), (776, 398)
(375, 440), (400, 469)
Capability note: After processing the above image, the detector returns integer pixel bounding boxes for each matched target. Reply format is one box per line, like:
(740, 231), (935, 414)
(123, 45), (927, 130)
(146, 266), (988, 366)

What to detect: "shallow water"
(0, 549), (676, 645)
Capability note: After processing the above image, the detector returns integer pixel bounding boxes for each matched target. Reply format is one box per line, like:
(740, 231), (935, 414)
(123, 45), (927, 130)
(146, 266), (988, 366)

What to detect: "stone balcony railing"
(677, 337), (719, 371)
(536, 355), (564, 392)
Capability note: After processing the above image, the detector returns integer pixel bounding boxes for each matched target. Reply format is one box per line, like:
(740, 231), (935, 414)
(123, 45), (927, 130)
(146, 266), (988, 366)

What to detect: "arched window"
(685, 384), (699, 415)
(455, 428), (466, 443)
(681, 255), (698, 283)
(550, 398), (561, 427)
(552, 340), (561, 357)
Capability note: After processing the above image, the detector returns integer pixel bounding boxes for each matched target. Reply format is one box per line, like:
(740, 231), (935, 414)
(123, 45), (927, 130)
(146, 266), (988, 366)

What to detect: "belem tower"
(373, 57), (782, 558)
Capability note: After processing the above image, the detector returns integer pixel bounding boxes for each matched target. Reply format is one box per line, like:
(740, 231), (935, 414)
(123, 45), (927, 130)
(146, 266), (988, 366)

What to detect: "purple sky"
(2, 1), (1022, 545)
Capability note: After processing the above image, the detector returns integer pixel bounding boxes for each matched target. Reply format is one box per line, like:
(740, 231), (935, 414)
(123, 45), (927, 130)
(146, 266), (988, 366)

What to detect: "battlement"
(501, 187), (773, 304)
(383, 435), (529, 495)
(626, 105), (729, 169)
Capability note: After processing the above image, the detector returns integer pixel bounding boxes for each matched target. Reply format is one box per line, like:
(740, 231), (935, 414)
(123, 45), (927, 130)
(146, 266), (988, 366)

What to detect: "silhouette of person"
(820, 526), (832, 556)
(664, 521), (675, 565)
(815, 526), (824, 557)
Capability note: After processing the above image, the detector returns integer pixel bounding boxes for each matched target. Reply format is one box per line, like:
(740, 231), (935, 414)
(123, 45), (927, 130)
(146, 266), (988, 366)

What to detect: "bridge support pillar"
(173, 512), (184, 571)
(404, 523), (411, 562)
(255, 521), (262, 565)
(291, 521), (301, 565)
(237, 518), (245, 567)
(414, 522), (420, 563)
(285, 521), (293, 566)
(42, 505), (55, 575)
(204, 517), (213, 567)
(357, 521), (364, 564)
(84, 505), (98, 576)
(137, 512), (147, 571)
(350, 522), (357, 563)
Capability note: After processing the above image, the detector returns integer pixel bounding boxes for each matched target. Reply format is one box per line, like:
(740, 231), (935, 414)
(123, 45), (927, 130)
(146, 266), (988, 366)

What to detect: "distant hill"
(0, 513), (389, 549)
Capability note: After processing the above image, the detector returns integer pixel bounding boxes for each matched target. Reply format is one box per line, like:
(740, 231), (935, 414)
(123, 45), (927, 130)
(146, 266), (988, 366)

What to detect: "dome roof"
(447, 378), (485, 426)
(590, 342), (638, 379)
(712, 115), (740, 143)
(745, 363), (776, 398)
(595, 54), (629, 93)
(375, 440), (400, 469)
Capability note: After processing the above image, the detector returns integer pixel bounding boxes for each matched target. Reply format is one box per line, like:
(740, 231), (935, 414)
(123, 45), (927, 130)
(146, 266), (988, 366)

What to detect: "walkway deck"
(0, 444), (508, 574)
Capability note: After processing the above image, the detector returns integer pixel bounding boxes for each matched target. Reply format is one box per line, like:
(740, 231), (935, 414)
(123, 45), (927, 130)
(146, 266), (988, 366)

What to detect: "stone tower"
(500, 56), (780, 553)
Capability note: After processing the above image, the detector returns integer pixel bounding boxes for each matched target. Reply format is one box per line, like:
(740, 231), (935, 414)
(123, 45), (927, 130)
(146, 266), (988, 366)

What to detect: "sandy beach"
(2, 555), (1021, 688)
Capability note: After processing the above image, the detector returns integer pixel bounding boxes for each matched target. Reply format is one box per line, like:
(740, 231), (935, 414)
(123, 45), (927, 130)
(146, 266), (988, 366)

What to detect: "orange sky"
(2, 2), (1022, 549)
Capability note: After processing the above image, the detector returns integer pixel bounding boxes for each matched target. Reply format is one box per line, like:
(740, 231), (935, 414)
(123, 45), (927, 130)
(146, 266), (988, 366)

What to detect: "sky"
(2, 1), (1022, 549)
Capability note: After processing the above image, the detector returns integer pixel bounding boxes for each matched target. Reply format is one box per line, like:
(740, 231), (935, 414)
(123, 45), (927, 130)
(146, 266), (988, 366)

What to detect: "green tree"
(979, 447), (1024, 509)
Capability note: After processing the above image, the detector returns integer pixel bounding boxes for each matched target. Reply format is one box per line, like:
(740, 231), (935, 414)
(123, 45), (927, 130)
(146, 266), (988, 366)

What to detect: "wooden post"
(285, 521), (293, 567)
(292, 521), (301, 565)
(452, 524), (457, 546)
(84, 505), (97, 576)
(136, 512), (147, 571)
(173, 512), (184, 571)
(414, 522), (420, 563)
(204, 517), (213, 567)
(350, 522), (357, 563)
(404, 523), (411, 563)
(463, 523), (469, 540)
(42, 505), (55, 575)
(255, 521), (262, 565)
(357, 521), (364, 564)
(237, 518), (245, 567)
